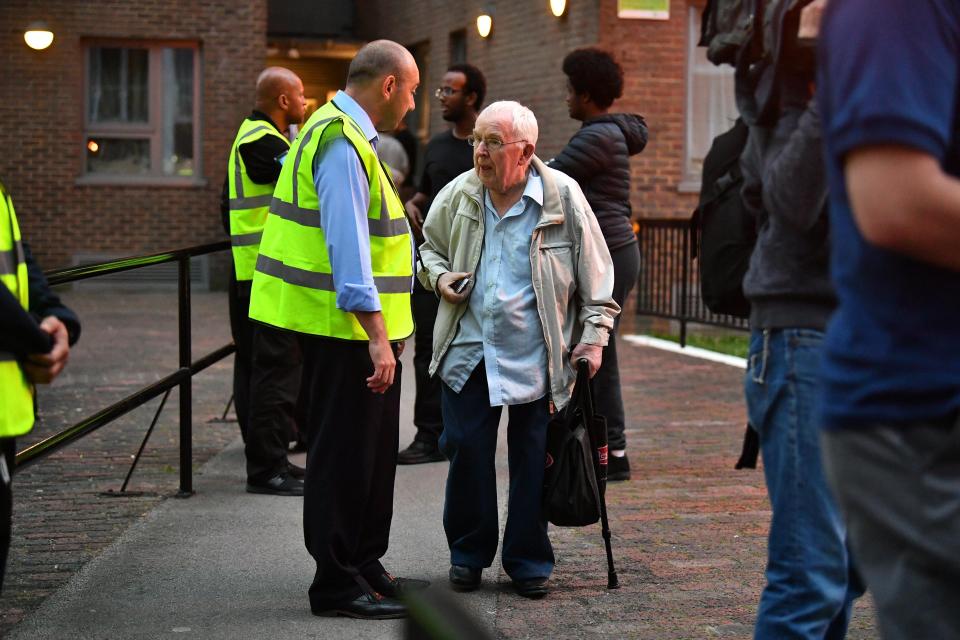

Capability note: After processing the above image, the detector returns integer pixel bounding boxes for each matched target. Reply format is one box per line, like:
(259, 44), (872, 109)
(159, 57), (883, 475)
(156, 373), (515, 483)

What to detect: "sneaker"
(397, 440), (445, 465)
(246, 472), (304, 496)
(607, 454), (631, 482)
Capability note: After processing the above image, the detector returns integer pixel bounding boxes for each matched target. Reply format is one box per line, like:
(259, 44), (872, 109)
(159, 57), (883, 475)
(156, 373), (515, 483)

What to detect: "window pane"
(88, 48), (148, 123)
(161, 48), (195, 176)
(86, 138), (150, 174)
(686, 8), (737, 178)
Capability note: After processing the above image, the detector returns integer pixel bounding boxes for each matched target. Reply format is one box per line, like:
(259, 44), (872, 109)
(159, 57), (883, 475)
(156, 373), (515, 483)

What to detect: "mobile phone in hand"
(453, 276), (471, 294)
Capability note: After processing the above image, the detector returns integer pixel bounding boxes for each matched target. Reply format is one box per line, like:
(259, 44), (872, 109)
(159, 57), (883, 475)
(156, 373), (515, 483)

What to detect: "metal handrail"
(635, 218), (748, 345)
(16, 241), (235, 496)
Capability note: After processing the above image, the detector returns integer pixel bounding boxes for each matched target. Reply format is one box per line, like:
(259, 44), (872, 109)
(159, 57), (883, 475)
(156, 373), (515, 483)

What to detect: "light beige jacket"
(418, 156), (620, 411)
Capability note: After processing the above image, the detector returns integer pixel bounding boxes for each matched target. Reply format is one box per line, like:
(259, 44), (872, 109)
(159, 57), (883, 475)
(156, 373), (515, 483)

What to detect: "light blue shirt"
(312, 90), (382, 313)
(439, 170), (549, 406)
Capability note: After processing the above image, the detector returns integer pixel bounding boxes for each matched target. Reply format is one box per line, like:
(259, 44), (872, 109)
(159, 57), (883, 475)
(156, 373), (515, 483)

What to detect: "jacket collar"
(460, 155), (565, 228)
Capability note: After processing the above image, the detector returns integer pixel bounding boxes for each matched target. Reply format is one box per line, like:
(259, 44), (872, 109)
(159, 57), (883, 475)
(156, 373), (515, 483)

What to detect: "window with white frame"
(84, 42), (200, 181)
(685, 7), (738, 183)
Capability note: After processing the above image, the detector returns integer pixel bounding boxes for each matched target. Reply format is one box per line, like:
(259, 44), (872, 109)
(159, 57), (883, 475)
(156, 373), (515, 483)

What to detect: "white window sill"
(76, 175), (208, 188)
(677, 180), (701, 194)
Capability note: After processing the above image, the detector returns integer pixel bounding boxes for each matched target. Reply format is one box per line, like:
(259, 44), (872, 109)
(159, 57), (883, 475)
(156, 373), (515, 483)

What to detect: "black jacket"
(548, 114), (648, 251)
(0, 243), (81, 357)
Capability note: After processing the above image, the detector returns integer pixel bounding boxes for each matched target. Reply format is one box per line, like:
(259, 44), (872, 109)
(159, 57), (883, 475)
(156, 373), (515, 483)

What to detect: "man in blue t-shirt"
(818, 0), (960, 637)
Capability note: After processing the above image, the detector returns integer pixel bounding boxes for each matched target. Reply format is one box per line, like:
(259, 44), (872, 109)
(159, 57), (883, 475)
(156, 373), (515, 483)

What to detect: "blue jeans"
(439, 363), (554, 580)
(745, 329), (864, 640)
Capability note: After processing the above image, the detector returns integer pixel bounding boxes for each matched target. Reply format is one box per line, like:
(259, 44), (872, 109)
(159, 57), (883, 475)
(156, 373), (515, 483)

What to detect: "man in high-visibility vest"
(0, 179), (80, 592)
(221, 67), (308, 496)
(249, 40), (428, 619)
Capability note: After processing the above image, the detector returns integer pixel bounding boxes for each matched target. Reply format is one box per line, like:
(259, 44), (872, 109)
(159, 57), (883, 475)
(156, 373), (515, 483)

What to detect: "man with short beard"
(398, 63), (487, 465)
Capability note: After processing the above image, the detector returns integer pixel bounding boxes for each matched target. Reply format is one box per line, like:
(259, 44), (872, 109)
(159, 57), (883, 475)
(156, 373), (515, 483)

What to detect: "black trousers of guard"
(300, 336), (400, 611)
(244, 323), (303, 482)
(0, 437), (14, 593)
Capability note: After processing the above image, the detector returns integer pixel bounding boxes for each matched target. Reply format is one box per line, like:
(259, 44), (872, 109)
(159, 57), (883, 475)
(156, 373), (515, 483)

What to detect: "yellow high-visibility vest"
(227, 118), (291, 281)
(0, 182), (35, 437)
(249, 101), (413, 341)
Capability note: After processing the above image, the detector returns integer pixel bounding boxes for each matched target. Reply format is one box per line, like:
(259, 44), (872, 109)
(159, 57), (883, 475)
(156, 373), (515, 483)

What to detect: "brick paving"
(492, 321), (877, 639)
(0, 292), (879, 639)
(0, 292), (237, 636)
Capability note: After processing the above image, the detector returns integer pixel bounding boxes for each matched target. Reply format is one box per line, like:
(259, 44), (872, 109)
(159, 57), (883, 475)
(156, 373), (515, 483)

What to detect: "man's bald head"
(254, 67), (306, 129)
(346, 40), (416, 88)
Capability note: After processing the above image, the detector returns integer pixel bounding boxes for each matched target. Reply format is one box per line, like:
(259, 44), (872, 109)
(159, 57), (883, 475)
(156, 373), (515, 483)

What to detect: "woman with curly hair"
(548, 47), (647, 481)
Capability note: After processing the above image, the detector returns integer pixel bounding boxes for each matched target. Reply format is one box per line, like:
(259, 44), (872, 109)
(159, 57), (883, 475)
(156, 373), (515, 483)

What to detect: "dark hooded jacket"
(547, 114), (648, 251)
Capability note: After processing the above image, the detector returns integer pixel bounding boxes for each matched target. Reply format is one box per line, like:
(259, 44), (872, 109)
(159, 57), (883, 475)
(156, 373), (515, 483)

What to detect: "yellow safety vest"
(249, 101), (413, 341)
(227, 118), (291, 281)
(0, 182), (35, 438)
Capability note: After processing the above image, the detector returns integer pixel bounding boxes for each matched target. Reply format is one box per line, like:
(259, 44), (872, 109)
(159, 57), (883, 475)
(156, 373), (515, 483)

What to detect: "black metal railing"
(15, 242), (235, 497)
(636, 218), (748, 346)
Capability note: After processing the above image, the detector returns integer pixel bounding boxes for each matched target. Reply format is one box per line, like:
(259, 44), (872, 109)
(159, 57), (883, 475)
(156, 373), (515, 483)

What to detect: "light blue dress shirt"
(312, 90), (382, 313)
(439, 170), (549, 406)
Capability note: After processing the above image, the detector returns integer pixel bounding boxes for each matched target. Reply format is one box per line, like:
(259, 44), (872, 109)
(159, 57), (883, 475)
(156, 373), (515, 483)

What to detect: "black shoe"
(366, 572), (430, 597)
(246, 472), (304, 496)
(397, 440), (445, 465)
(287, 460), (305, 479)
(312, 592), (407, 619)
(448, 565), (481, 591)
(607, 454), (631, 482)
(513, 577), (549, 599)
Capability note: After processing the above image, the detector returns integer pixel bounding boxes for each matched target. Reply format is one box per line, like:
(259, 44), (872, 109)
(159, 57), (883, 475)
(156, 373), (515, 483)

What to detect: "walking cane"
(578, 359), (620, 589)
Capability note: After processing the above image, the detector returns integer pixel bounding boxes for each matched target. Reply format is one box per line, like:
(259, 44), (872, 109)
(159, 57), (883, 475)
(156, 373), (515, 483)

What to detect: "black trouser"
(244, 324), (303, 482)
(591, 241), (640, 452)
(300, 337), (401, 610)
(0, 437), (16, 593)
(411, 283), (443, 446)
(227, 273), (253, 440)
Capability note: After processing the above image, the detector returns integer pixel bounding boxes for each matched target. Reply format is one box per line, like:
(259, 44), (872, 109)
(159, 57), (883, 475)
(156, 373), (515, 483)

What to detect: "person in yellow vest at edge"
(0, 179), (80, 592)
(221, 67), (308, 496)
(248, 40), (429, 619)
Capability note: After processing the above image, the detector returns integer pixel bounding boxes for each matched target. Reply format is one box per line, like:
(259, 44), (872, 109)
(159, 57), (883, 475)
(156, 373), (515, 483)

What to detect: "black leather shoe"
(366, 572), (430, 597)
(287, 460), (305, 479)
(397, 440), (445, 465)
(448, 565), (481, 591)
(312, 592), (407, 619)
(246, 472), (304, 496)
(513, 577), (549, 599)
(607, 454), (631, 482)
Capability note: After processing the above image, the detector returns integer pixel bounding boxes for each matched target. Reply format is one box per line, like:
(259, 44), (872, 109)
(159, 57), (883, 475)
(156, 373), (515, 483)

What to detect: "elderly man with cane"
(418, 100), (619, 599)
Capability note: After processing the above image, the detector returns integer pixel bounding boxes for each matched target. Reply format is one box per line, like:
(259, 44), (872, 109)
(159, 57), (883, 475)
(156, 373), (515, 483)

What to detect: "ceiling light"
(477, 13), (493, 38)
(24, 22), (54, 50)
(550, 0), (568, 18)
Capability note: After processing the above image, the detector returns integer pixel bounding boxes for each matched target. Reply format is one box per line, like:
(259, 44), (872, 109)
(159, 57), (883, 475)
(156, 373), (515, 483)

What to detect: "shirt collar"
(331, 90), (379, 147)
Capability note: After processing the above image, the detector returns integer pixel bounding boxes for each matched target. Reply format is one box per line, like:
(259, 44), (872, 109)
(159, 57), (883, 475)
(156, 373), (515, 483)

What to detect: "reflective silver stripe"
(271, 197), (409, 237)
(229, 194), (273, 210)
(291, 116), (338, 208)
(233, 125), (276, 200)
(271, 198), (320, 228)
(231, 231), (262, 247)
(0, 351), (14, 363)
(256, 254), (410, 294)
(0, 248), (16, 276)
(239, 125), (270, 141)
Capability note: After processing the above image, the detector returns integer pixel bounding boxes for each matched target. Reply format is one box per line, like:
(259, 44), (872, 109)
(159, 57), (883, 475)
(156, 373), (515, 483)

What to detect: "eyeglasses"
(435, 86), (463, 98)
(467, 136), (526, 152)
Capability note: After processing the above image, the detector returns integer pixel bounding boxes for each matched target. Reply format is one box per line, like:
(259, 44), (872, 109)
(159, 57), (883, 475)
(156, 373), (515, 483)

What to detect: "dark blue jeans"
(745, 329), (864, 639)
(439, 363), (554, 580)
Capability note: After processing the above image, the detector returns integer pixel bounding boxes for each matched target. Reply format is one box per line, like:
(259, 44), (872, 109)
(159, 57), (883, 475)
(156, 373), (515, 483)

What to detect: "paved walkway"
(1, 292), (877, 639)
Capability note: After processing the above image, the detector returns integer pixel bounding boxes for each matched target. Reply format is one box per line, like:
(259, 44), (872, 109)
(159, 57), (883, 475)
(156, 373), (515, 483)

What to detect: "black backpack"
(691, 118), (754, 319)
(699, 0), (758, 67)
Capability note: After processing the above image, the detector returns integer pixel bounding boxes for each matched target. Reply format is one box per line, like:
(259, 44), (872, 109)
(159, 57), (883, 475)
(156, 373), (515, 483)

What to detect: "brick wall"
(0, 0), (266, 269)
(359, 0), (701, 220)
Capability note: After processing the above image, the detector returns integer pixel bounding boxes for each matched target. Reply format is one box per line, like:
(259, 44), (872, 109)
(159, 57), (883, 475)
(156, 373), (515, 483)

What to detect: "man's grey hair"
(346, 40), (411, 86)
(479, 101), (539, 147)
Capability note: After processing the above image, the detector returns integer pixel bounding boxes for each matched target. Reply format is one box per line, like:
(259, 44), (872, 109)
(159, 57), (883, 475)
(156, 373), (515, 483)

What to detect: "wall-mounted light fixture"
(24, 21), (54, 50)
(550, 0), (568, 18)
(476, 8), (494, 38)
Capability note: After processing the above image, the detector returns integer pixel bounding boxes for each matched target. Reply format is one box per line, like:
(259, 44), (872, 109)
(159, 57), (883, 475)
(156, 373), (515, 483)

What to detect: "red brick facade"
(359, 0), (703, 221)
(0, 0), (266, 269)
